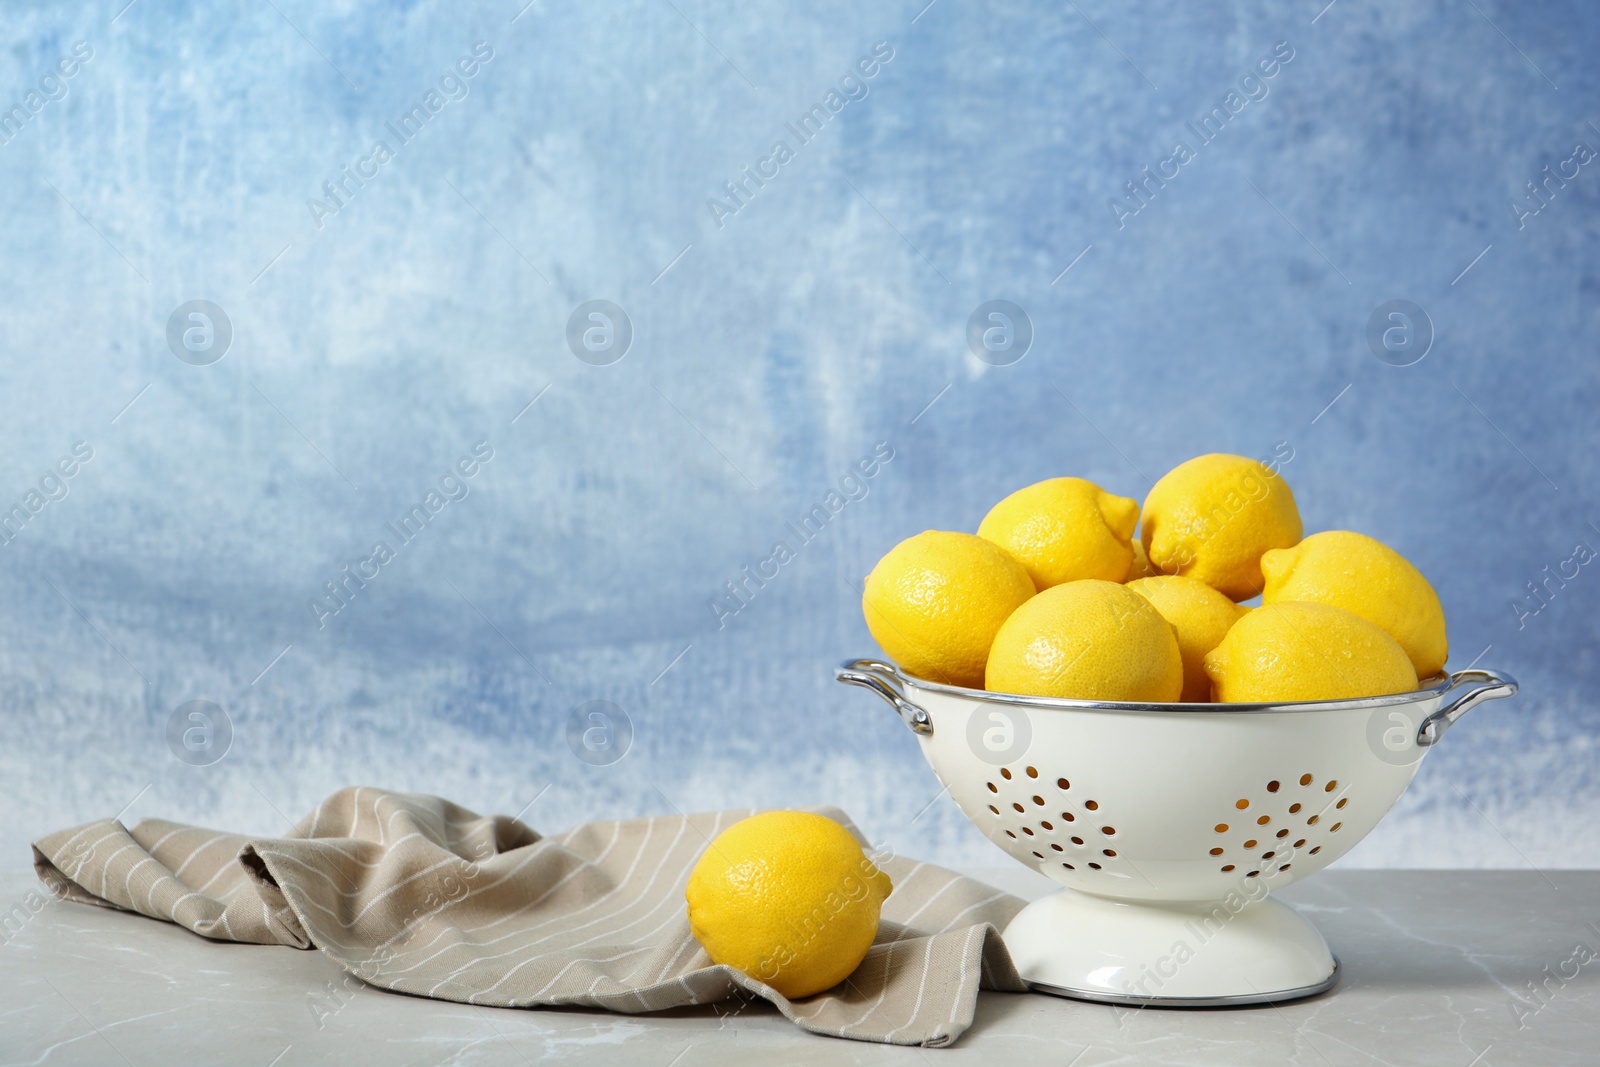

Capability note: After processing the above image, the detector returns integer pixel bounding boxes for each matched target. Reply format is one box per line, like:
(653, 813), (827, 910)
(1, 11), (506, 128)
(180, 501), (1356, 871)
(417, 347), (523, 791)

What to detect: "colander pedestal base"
(1003, 888), (1339, 1007)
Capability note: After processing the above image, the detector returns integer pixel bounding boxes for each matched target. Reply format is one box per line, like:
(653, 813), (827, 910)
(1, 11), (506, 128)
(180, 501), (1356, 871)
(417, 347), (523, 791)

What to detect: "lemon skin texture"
(1204, 601), (1418, 703)
(986, 579), (1184, 701)
(862, 531), (1036, 688)
(1127, 575), (1247, 702)
(1141, 453), (1303, 601)
(686, 811), (893, 999)
(1125, 537), (1158, 581)
(977, 477), (1141, 589)
(1260, 530), (1448, 678)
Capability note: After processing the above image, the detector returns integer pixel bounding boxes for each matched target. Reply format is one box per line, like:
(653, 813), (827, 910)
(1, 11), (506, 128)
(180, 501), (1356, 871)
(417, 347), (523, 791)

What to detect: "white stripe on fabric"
(375, 833), (596, 964)
(933, 889), (1011, 933)
(97, 843), (141, 898)
(942, 924), (981, 1031)
(898, 875), (958, 925)
(841, 939), (898, 1034)
(420, 819), (667, 995)
(497, 944), (655, 1003)
(347, 856), (460, 922)
(171, 833), (231, 878)
(144, 826), (188, 854)
(888, 952), (941, 1044)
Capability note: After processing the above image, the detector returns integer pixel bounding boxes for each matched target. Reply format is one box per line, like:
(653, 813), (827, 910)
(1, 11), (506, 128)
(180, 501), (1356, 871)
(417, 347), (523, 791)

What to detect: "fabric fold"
(33, 786), (1028, 1047)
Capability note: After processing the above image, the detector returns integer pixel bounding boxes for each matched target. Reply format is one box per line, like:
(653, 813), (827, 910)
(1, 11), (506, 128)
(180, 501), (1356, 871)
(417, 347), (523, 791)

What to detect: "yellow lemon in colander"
(1260, 530), (1449, 678)
(1125, 537), (1157, 582)
(686, 811), (893, 1000)
(1204, 601), (1418, 703)
(977, 477), (1141, 589)
(1126, 575), (1248, 702)
(1141, 453), (1303, 601)
(986, 579), (1183, 701)
(862, 531), (1036, 688)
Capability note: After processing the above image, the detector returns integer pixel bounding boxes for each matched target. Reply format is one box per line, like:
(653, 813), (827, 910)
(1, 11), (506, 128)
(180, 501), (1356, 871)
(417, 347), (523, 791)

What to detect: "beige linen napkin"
(32, 786), (1028, 1047)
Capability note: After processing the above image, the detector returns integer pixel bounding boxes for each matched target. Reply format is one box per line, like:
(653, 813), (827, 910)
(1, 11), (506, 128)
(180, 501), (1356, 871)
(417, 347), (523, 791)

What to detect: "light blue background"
(1, 0), (1595, 872)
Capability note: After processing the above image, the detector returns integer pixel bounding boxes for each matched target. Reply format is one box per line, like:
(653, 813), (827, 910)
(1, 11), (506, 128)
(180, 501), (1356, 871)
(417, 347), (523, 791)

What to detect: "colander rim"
(875, 659), (1455, 713)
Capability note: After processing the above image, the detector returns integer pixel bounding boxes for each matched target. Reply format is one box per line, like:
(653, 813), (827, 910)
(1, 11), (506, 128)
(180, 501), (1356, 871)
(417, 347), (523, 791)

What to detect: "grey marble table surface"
(1, 866), (1595, 1066)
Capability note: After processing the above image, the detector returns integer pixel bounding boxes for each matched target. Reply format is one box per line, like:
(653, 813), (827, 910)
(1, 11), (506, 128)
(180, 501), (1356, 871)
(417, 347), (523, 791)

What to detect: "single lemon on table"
(1260, 530), (1448, 678)
(1203, 601), (1418, 703)
(1141, 453), (1303, 601)
(1126, 575), (1247, 702)
(862, 531), (1035, 688)
(986, 579), (1183, 700)
(685, 811), (893, 999)
(1125, 537), (1157, 581)
(977, 477), (1140, 588)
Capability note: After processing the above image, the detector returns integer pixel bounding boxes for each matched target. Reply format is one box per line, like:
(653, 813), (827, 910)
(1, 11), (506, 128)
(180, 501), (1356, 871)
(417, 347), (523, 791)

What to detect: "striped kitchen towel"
(31, 786), (1029, 1047)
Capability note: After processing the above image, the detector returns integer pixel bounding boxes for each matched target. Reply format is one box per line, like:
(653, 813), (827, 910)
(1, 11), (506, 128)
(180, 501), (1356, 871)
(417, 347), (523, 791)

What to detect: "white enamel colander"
(836, 657), (1517, 1006)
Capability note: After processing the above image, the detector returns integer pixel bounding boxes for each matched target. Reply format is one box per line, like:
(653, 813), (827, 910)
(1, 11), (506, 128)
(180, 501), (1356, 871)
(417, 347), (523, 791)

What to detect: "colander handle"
(834, 658), (933, 735)
(1417, 668), (1518, 747)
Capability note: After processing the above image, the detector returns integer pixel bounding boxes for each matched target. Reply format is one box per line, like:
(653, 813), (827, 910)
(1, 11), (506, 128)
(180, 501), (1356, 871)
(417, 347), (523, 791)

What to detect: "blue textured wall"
(2, 0), (1595, 872)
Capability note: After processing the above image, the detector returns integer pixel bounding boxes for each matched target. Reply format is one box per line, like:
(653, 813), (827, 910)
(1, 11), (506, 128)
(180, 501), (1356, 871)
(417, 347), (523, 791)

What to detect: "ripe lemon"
(862, 531), (1036, 688)
(1126, 537), (1157, 581)
(1203, 601), (1418, 703)
(986, 579), (1183, 700)
(1126, 575), (1247, 702)
(685, 811), (893, 999)
(1141, 454), (1303, 601)
(977, 477), (1140, 588)
(1260, 530), (1448, 678)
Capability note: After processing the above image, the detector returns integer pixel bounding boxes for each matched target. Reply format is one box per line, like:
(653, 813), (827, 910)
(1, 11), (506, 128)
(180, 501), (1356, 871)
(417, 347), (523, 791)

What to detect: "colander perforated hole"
(1062, 862), (1075, 870)
(1000, 768), (1012, 780)
(1244, 839), (1258, 849)
(986, 782), (998, 794)
(1214, 823), (1229, 833)
(1325, 779), (1339, 792)
(1246, 870), (1260, 878)
(1057, 778), (1070, 790)
(1041, 820), (1053, 831)
(1289, 803), (1302, 813)
(1221, 864), (1236, 872)
(1005, 830), (1016, 838)
(1300, 774), (1313, 786)
(1032, 851), (1044, 859)
(1262, 851), (1276, 860)
(1026, 766), (1038, 778)
(1071, 836), (1084, 845)
(1102, 849), (1116, 857)
(1310, 846), (1322, 854)
(1022, 827), (1034, 836)
(1331, 822), (1343, 832)
(1337, 798), (1348, 809)
(1033, 795), (1045, 806)
(1267, 780), (1281, 792)
(1235, 799), (1250, 810)
(1294, 838), (1306, 848)
(1085, 800), (1099, 811)
(1101, 826), (1116, 836)
(1013, 803), (1025, 813)
(1279, 864), (1292, 872)
(1061, 811), (1076, 823)
(1087, 862), (1102, 870)
(1210, 847), (1224, 856)
(1277, 829), (1289, 839)
(1256, 815), (1270, 825)
(988, 805), (999, 815)
(1307, 815), (1320, 825)
(1051, 843), (1064, 852)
